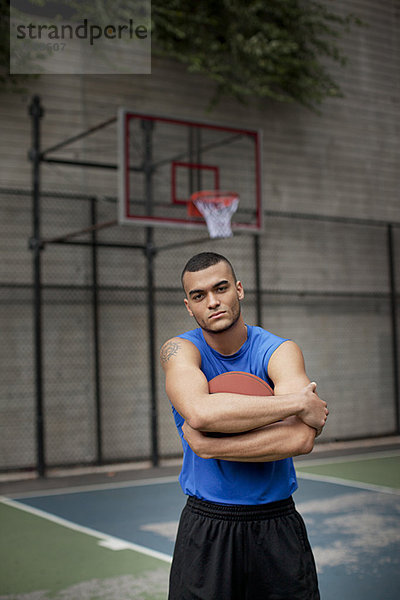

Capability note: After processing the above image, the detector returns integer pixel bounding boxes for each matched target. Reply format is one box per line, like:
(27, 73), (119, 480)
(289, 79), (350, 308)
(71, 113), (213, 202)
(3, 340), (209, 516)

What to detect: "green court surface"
(296, 452), (400, 490)
(0, 501), (169, 600)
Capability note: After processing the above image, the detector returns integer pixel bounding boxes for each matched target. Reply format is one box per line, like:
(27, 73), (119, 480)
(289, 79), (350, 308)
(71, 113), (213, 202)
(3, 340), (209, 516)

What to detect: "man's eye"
(193, 294), (203, 301)
(217, 286), (227, 292)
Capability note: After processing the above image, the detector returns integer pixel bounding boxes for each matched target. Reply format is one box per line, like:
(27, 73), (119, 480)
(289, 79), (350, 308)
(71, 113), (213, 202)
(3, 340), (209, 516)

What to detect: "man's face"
(182, 261), (244, 334)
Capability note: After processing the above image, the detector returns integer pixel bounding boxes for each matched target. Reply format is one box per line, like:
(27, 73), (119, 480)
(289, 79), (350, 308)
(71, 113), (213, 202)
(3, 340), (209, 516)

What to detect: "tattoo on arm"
(160, 340), (181, 363)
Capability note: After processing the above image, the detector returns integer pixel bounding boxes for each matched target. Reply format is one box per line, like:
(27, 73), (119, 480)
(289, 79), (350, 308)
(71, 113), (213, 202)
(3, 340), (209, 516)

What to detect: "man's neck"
(202, 317), (248, 356)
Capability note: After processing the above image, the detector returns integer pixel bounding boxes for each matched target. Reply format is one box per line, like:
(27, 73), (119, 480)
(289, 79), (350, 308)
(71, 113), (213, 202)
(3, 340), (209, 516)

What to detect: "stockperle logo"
(10, 1), (151, 75)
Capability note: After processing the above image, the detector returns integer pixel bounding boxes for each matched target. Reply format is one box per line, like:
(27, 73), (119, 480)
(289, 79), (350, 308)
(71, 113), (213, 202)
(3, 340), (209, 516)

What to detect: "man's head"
(181, 252), (244, 334)
(181, 252), (237, 288)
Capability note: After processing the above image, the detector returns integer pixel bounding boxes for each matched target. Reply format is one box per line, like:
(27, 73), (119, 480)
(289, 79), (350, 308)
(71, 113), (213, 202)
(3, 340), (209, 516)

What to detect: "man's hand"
(298, 382), (328, 432)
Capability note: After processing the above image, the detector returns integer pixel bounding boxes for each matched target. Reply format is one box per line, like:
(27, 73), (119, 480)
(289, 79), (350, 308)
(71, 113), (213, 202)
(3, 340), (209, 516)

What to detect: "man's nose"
(207, 292), (220, 308)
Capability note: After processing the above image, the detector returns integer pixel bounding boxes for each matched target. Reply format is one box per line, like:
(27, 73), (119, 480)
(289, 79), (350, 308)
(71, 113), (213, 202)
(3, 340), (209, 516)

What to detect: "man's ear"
(184, 297), (194, 317)
(236, 281), (244, 300)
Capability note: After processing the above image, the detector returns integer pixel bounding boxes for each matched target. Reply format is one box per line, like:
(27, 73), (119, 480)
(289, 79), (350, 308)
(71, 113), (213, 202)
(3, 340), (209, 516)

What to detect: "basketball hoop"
(189, 190), (239, 238)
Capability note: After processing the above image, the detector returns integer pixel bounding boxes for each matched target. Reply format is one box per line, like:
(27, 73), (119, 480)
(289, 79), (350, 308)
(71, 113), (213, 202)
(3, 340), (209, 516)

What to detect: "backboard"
(118, 109), (263, 234)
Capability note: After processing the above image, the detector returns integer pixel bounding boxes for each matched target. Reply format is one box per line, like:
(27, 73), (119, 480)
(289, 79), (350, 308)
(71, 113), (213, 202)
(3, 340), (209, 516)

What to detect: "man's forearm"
(183, 417), (316, 462)
(188, 390), (308, 433)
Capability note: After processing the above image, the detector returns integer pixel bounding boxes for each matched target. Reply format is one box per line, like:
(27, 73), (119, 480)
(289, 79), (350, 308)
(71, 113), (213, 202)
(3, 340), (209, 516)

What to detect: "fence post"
(141, 118), (159, 466)
(387, 224), (400, 433)
(146, 235), (159, 466)
(28, 95), (46, 477)
(90, 197), (103, 464)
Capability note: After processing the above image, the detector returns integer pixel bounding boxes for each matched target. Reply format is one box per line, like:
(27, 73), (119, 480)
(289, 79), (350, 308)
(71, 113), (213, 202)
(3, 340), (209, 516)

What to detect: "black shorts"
(169, 495), (320, 600)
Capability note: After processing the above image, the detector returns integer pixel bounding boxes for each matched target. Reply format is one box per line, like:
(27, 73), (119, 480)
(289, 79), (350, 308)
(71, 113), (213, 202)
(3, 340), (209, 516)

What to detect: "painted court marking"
(2, 453), (399, 600)
(296, 472), (400, 496)
(296, 449), (400, 495)
(296, 448), (400, 467)
(6, 475), (179, 500)
(8, 449), (399, 500)
(0, 495), (173, 563)
(2, 450), (398, 566)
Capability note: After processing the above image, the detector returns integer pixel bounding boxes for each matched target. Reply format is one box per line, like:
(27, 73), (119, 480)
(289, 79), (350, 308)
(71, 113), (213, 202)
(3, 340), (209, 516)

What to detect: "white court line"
(6, 450), (400, 500)
(0, 495), (173, 563)
(296, 471), (400, 496)
(6, 450), (399, 502)
(296, 448), (400, 467)
(6, 475), (180, 500)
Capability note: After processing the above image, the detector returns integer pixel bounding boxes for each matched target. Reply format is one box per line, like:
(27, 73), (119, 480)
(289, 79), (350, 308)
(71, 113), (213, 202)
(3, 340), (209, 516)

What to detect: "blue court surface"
(1, 454), (400, 600)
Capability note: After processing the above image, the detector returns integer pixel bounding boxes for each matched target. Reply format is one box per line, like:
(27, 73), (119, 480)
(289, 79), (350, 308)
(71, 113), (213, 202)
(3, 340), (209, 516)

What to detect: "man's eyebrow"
(188, 288), (204, 297)
(188, 280), (230, 297)
(213, 279), (229, 288)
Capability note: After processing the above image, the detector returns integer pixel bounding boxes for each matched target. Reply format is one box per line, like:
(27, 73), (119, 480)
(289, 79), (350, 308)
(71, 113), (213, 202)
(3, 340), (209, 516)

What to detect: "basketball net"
(190, 190), (239, 238)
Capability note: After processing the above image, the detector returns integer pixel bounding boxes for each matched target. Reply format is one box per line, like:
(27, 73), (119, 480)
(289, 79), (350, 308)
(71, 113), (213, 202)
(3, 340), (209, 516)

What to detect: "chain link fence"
(1, 186), (399, 473)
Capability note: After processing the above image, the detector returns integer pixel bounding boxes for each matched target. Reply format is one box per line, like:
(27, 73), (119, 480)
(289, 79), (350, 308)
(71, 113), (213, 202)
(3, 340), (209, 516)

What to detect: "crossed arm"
(160, 338), (328, 462)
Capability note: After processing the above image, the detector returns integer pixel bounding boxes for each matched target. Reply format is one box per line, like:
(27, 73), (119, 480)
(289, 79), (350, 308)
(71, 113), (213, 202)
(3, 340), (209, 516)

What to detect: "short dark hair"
(181, 252), (237, 287)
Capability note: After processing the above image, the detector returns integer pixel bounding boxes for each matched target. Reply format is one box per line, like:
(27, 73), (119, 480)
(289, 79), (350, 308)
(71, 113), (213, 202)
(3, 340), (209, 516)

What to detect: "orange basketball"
(208, 371), (273, 396)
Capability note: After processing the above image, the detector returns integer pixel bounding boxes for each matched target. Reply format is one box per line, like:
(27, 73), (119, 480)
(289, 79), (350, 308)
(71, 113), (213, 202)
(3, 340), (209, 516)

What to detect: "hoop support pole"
(29, 95), (46, 478)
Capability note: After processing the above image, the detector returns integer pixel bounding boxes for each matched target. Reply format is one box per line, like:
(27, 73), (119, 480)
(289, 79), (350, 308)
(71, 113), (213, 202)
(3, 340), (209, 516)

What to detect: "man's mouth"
(209, 311), (225, 320)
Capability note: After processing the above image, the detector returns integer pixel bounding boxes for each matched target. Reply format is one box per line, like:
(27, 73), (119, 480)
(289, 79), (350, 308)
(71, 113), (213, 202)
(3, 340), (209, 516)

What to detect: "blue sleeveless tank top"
(171, 325), (298, 505)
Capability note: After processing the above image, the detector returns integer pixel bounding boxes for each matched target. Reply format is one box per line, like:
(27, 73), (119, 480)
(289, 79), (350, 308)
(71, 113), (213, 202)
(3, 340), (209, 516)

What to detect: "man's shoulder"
(159, 334), (201, 367)
(178, 327), (202, 340)
(160, 331), (200, 350)
(248, 324), (288, 345)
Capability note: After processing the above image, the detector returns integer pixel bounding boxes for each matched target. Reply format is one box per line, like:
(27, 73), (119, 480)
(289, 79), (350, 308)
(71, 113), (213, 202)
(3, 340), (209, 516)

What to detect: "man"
(160, 251), (328, 600)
